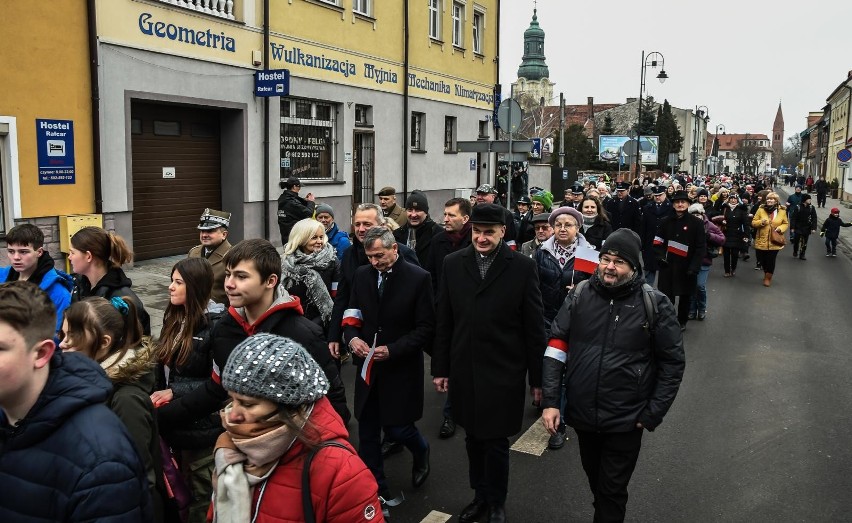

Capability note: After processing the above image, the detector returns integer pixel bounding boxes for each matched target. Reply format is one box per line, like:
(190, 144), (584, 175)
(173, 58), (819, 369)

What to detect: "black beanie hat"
(405, 191), (429, 212)
(601, 228), (643, 270)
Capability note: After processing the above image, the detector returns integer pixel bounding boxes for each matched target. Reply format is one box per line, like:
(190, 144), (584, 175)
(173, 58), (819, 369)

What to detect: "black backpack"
(570, 279), (658, 333)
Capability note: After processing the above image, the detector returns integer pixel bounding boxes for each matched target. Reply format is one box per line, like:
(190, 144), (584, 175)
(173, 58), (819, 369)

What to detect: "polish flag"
(574, 245), (599, 274)
(342, 308), (363, 328)
(667, 240), (689, 257)
(653, 235), (664, 246)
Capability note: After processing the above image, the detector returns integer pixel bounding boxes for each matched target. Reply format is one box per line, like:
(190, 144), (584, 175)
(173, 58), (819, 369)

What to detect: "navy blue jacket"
(0, 351), (152, 522)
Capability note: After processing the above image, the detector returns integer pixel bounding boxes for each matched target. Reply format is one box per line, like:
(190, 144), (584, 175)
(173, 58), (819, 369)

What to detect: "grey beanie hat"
(315, 203), (334, 218)
(221, 333), (328, 406)
(601, 228), (643, 270)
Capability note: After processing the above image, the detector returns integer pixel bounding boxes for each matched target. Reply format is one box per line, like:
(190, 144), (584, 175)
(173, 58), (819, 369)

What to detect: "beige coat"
(385, 203), (408, 227)
(751, 207), (788, 251)
(188, 239), (232, 305)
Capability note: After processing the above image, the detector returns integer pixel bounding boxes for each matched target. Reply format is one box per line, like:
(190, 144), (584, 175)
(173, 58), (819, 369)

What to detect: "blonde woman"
(751, 192), (789, 287)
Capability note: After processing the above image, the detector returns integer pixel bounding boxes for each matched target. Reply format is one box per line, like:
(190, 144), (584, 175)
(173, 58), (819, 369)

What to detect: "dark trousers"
(817, 193), (827, 207)
(358, 390), (427, 492)
(755, 249), (779, 274)
(826, 236), (838, 254)
(575, 429), (644, 523)
(796, 233), (811, 256)
(465, 435), (510, 506)
(723, 247), (740, 273)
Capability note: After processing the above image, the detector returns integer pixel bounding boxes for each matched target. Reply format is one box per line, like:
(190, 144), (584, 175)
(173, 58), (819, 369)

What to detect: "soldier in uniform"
(188, 208), (232, 306)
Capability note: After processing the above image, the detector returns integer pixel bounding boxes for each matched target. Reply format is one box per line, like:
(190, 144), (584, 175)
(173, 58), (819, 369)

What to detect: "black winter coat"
(425, 227), (472, 296)
(515, 210), (535, 245)
(821, 215), (852, 239)
(277, 190), (315, 244)
(656, 212), (706, 297)
(72, 267), (151, 335)
(790, 203), (817, 234)
(432, 243), (546, 438)
(605, 195), (643, 233)
(158, 296), (351, 426)
(640, 200), (674, 271)
(581, 219), (613, 250)
(394, 218), (445, 267)
(343, 256), (435, 424)
(721, 204), (751, 250)
(328, 239), (419, 343)
(0, 352), (152, 521)
(543, 273), (685, 432)
(534, 236), (593, 333)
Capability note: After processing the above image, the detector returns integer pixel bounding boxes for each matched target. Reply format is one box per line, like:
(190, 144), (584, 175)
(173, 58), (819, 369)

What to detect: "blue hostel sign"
(36, 119), (76, 185)
(255, 69), (290, 97)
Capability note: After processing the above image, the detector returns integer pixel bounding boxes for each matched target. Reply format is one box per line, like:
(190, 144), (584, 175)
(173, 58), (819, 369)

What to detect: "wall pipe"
(402, 0), (410, 201)
(86, 0), (103, 214)
(263, 0), (270, 240)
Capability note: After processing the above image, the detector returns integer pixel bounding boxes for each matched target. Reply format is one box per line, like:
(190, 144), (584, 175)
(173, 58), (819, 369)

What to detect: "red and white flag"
(667, 240), (689, 257)
(574, 245), (599, 274)
(653, 235), (664, 246)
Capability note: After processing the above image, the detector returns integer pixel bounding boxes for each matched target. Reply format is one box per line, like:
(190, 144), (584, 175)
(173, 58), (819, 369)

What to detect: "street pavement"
(123, 212), (852, 522)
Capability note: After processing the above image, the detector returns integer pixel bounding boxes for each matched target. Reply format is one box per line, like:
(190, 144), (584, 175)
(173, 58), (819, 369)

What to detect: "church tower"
(512, 8), (554, 111)
(772, 102), (784, 169)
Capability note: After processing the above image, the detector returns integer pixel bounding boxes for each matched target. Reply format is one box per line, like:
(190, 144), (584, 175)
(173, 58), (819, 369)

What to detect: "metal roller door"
(131, 102), (221, 260)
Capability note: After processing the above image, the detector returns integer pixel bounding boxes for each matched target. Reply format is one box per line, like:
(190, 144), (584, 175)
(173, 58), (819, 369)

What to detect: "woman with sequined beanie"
(214, 333), (383, 522)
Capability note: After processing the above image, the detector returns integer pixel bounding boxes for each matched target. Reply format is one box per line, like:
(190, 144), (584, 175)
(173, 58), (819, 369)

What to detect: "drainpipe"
(263, 0), (270, 239)
(843, 84), (852, 200)
(86, 0), (103, 214)
(494, 0), (501, 187)
(402, 0), (410, 201)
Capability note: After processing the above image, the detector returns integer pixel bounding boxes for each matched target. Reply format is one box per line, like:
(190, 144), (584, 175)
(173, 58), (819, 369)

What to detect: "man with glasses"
(521, 213), (552, 257)
(541, 228), (685, 522)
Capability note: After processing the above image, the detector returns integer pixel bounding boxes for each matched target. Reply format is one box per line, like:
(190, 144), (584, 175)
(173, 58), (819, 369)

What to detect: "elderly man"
(378, 186), (407, 227)
(432, 203), (546, 523)
(315, 203), (351, 262)
(521, 213), (552, 258)
(343, 227), (435, 509)
(542, 228), (684, 522)
(474, 184), (518, 250)
(188, 208), (232, 305)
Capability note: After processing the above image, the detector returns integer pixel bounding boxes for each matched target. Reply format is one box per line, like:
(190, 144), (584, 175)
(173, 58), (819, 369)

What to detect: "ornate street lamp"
(635, 51), (668, 179)
(714, 124), (726, 176)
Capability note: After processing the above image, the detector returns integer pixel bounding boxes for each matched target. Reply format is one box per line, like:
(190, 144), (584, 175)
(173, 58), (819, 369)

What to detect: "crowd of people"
(0, 170), (843, 522)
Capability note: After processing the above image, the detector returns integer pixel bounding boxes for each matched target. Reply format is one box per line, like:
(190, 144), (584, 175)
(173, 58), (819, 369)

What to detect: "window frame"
(472, 9), (484, 54)
(353, 0), (371, 16)
(429, 0), (442, 41)
(280, 98), (339, 181)
(444, 116), (457, 153)
(452, 2), (464, 48)
(411, 112), (426, 152)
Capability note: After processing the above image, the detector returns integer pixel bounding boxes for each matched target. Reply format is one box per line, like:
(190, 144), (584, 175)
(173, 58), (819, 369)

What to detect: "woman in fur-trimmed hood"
(60, 296), (167, 522)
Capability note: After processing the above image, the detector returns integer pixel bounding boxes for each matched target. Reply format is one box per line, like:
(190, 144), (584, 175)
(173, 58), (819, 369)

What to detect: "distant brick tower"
(772, 102), (784, 169)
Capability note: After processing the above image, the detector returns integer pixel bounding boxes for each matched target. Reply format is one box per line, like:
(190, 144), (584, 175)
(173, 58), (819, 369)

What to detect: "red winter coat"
(213, 397), (383, 523)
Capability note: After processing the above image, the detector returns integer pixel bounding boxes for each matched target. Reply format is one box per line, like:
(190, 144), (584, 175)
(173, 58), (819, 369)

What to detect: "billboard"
(599, 135), (659, 165)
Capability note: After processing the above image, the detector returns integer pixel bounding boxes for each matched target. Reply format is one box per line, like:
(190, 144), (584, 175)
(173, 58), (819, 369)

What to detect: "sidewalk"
(123, 255), (182, 336)
(776, 184), (852, 258)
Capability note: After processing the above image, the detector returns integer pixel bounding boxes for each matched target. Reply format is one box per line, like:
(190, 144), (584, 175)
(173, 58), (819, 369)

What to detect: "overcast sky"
(499, 0), (852, 143)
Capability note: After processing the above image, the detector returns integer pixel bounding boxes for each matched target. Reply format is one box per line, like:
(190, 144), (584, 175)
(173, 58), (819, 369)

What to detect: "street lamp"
(692, 105), (709, 177)
(713, 124), (726, 176)
(636, 51), (668, 179)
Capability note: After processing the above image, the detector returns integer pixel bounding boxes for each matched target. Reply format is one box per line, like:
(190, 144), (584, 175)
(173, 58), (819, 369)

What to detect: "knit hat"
(549, 206), (583, 228)
(831, 207), (840, 214)
(688, 203), (706, 215)
(644, 186), (654, 195)
(221, 334), (329, 406)
(696, 188), (709, 198)
(531, 191), (553, 211)
(405, 191), (429, 212)
(601, 228), (642, 270)
(315, 203), (334, 218)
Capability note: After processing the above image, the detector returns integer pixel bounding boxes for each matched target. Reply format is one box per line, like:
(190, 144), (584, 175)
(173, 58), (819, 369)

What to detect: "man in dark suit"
(432, 203), (546, 523)
(343, 227), (435, 508)
(605, 181), (643, 233)
(639, 185), (673, 285)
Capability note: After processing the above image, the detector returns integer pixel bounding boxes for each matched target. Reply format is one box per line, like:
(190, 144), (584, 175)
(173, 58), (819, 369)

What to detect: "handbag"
(770, 228), (786, 246)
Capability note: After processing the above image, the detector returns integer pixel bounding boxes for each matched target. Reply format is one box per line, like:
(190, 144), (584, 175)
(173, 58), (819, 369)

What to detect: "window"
(281, 98), (338, 181)
(478, 119), (489, 139)
(153, 121), (180, 136)
(444, 116), (457, 152)
(355, 104), (371, 126)
(452, 2), (464, 48)
(316, 0), (341, 5)
(353, 0), (370, 16)
(472, 10), (484, 54)
(411, 112), (425, 151)
(429, 0), (441, 40)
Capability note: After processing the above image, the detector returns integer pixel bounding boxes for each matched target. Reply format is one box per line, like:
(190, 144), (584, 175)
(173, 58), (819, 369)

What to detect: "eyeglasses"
(599, 255), (629, 268)
(553, 223), (578, 230)
(534, 225), (551, 231)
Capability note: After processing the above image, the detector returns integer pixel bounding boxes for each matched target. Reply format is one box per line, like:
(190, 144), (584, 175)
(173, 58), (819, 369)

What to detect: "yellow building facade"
(826, 81), (851, 196)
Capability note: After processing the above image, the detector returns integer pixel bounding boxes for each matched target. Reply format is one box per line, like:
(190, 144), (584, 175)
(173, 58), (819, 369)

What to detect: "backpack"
(571, 279), (658, 333)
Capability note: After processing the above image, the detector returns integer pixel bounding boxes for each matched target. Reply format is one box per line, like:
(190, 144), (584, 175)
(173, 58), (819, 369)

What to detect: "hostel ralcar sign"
(36, 119), (76, 185)
(255, 69), (290, 97)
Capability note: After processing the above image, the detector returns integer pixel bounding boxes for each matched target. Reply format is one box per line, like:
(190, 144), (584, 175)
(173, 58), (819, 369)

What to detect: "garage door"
(131, 102), (222, 260)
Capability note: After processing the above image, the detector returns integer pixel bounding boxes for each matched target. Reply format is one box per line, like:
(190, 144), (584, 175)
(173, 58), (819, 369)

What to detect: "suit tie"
(378, 271), (388, 298)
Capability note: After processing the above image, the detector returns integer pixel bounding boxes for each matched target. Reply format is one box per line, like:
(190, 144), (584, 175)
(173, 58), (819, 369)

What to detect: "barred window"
(281, 99), (338, 181)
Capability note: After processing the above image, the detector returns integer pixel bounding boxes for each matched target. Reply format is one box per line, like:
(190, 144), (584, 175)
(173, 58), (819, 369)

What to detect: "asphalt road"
(339, 248), (852, 522)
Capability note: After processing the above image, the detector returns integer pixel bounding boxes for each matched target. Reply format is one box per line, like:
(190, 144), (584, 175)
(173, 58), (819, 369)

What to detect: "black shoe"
(381, 440), (403, 459)
(793, 251), (798, 257)
(743, 254), (750, 261)
(488, 504), (507, 523)
(697, 311), (706, 320)
(687, 312), (696, 320)
(439, 417), (456, 439)
(459, 499), (489, 523)
(547, 425), (566, 450)
(799, 255), (807, 260)
(412, 443), (430, 488)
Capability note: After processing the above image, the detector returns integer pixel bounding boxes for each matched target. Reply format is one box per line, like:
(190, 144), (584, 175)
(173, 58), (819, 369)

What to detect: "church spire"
(517, 7), (549, 81)
(772, 102), (784, 169)
(773, 102), (784, 130)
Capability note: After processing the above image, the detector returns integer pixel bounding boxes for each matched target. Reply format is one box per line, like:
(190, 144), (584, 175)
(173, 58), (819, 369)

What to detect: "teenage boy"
(0, 224), (73, 337)
(0, 281), (151, 521)
(157, 239), (350, 426)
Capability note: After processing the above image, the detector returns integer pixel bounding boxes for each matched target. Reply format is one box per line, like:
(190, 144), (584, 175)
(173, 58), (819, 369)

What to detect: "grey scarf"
(280, 243), (336, 324)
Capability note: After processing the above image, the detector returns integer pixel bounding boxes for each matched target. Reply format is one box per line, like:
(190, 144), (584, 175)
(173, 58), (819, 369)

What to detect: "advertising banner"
(599, 135), (659, 165)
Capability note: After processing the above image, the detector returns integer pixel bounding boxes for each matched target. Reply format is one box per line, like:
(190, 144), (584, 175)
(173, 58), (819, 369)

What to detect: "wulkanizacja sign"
(138, 12), (236, 52)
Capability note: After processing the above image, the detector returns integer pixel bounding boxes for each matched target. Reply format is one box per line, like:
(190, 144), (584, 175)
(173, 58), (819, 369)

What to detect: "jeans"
(826, 236), (838, 254)
(689, 265), (711, 314)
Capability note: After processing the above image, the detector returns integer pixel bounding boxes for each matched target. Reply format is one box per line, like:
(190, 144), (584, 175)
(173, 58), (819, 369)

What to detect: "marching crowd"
(0, 172), (846, 522)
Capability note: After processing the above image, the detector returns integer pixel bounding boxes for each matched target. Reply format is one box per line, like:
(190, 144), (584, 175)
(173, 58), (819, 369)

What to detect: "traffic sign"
(837, 148), (852, 162)
(839, 162), (849, 169)
(496, 99), (522, 133)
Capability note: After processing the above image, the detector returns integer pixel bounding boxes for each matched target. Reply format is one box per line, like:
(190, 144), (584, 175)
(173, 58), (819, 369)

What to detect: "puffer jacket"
(326, 222), (352, 262)
(0, 351), (152, 521)
(0, 251), (73, 336)
(534, 235), (593, 332)
(157, 312), (223, 450)
(542, 273), (685, 432)
(277, 190), (315, 244)
(752, 206), (789, 251)
(700, 216), (725, 266)
(216, 397), (382, 522)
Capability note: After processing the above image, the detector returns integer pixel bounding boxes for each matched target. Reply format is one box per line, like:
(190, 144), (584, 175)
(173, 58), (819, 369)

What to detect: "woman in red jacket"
(211, 333), (384, 523)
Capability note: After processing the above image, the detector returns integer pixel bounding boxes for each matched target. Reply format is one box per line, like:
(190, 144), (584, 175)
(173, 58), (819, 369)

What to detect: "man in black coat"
(655, 191), (706, 329)
(343, 227), (435, 502)
(393, 191), (444, 267)
(790, 193), (817, 259)
(432, 203), (546, 523)
(814, 176), (829, 208)
(639, 185), (673, 285)
(605, 181), (643, 233)
(276, 176), (315, 245)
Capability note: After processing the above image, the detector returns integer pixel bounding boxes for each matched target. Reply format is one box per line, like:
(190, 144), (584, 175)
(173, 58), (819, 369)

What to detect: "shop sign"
(36, 119), (75, 185)
(280, 124), (332, 179)
(255, 69), (290, 97)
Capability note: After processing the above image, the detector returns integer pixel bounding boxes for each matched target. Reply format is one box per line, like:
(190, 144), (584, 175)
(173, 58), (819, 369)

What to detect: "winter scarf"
(446, 221), (472, 249)
(211, 404), (313, 523)
(280, 244), (336, 325)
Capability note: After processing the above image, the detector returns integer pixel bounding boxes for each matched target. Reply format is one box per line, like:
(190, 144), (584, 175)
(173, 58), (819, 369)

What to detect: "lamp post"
(691, 105), (709, 177)
(635, 51), (668, 179)
(714, 124), (725, 176)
